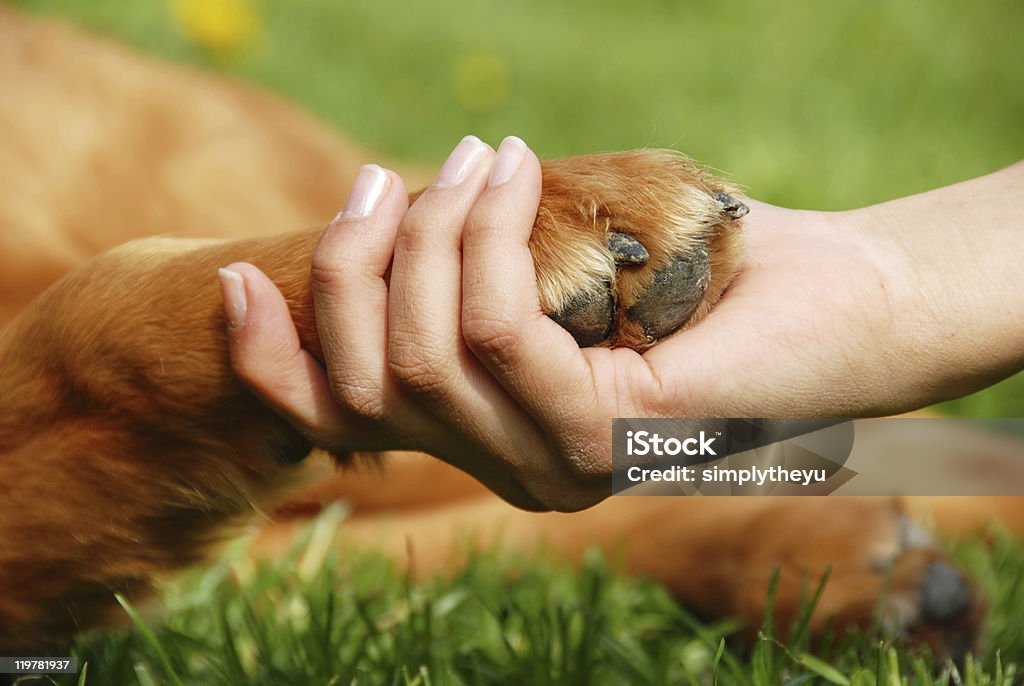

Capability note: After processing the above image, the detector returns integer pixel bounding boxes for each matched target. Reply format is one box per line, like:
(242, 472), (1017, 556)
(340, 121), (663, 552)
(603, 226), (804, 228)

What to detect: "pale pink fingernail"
(488, 136), (527, 186)
(218, 267), (247, 328)
(434, 135), (488, 188)
(341, 164), (390, 219)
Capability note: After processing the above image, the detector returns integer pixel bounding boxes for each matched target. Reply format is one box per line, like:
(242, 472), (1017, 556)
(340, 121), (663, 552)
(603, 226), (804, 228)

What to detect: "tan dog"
(0, 7), (1013, 658)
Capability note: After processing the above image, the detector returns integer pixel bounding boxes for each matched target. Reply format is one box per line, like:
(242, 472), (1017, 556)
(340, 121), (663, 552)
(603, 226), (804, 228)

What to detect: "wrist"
(839, 165), (1024, 409)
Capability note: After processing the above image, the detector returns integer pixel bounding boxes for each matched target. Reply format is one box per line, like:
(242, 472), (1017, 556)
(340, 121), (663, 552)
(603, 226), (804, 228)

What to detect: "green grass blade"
(114, 593), (187, 686)
(798, 653), (850, 686)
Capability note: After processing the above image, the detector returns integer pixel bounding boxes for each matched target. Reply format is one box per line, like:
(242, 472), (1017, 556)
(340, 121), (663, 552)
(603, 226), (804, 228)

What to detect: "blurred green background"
(12, 0), (1024, 415)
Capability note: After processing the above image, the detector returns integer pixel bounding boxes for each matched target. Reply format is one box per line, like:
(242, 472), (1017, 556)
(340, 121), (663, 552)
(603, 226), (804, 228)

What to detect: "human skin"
(221, 138), (1024, 510)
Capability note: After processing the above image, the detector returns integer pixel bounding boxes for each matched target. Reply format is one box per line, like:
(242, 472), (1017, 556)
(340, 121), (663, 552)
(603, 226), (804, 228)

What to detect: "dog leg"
(0, 147), (742, 649)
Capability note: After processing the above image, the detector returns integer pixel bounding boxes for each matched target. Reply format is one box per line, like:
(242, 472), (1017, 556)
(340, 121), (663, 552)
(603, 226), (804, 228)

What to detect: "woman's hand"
(221, 136), (623, 510)
(220, 139), (1024, 510)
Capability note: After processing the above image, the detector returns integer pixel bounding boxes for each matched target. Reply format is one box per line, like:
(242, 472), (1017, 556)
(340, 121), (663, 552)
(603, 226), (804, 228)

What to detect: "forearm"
(842, 160), (1024, 406)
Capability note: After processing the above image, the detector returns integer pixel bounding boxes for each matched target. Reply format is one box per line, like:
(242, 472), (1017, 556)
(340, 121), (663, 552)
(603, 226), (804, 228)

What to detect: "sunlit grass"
(53, 511), (1024, 685)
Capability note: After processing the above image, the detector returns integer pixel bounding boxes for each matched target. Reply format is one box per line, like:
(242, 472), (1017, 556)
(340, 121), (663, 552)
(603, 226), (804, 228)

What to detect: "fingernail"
(434, 135), (488, 188)
(218, 267), (247, 328)
(489, 136), (527, 186)
(341, 164), (390, 219)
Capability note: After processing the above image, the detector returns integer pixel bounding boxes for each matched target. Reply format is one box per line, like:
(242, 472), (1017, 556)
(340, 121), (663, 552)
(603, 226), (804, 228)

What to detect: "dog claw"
(715, 192), (749, 219)
(548, 283), (613, 347)
(606, 231), (649, 266)
(626, 244), (710, 340)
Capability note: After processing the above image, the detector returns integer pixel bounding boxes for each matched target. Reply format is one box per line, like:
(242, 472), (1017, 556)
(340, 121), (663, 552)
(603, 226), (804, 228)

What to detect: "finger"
(312, 160), (551, 493)
(388, 136), (495, 419)
(388, 141), (545, 458)
(219, 262), (354, 443)
(461, 137), (599, 434)
(309, 165), (423, 444)
(386, 139), (542, 484)
(379, 138), (587, 507)
(220, 266), (544, 509)
(310, 160), (542, 505)
(219, 262), (543, 507)
(458, 137), (610, 508)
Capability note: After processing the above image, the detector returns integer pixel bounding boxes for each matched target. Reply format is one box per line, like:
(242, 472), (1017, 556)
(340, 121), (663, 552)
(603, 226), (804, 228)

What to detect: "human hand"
(656, 164), (1024, 418)
(222, 136), (621, 510)
(222, 141), (1024, 510)
(447, 158), (1024, 429)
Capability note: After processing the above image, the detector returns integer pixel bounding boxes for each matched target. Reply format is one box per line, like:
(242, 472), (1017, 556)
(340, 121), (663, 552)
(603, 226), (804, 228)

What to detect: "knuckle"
(397, 209), (451, 253)
(461, 310), (521, 361)
(526, 456), (610, 512)
(509, 456), (609, 514)
(326, 374), (388, 422)
(567, 452), (611, 480)
(465, 199), (504, 232)
(462, 214), (501, 252)
(569, 440), (614, 483)
(309, 258), (349, 294)
(388, 346), (454, 398)
(311, 230), (372, 295)
(562, 437), (612, 480)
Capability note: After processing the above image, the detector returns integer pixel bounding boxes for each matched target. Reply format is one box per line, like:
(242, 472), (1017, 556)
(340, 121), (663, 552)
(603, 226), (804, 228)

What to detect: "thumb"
(218, 262), (351, 443)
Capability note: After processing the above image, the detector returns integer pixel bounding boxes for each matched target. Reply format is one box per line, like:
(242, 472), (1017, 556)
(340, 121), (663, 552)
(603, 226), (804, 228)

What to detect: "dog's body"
(0, 7), (1018, 658)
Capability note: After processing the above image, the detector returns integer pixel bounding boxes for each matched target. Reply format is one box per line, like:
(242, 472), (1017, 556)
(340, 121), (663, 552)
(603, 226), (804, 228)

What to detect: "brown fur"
(0, 7), (1010, 656)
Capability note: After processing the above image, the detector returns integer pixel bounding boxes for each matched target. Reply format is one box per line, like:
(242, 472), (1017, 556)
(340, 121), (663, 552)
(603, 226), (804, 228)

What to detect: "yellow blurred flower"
(452, 51), (513, 113)
(171, 0), (260, 59)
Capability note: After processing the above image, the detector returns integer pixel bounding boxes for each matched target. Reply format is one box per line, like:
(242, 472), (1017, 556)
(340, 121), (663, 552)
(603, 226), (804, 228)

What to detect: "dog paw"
(715, 500), (982, 663)
(531, 150), (746, 348)
(863, 520), (982, 665)
(628, 498), (982, 662)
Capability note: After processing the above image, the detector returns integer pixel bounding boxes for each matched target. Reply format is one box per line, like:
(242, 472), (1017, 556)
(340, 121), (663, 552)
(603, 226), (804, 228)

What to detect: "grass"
(8, 0), (1024, 682)
(49, 510), (1024, 685)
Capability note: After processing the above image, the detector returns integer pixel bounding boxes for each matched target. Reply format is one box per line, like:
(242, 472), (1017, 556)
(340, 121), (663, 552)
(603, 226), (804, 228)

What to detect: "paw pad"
(533, 151), (747, 350)
(624, 243), (710, 341)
